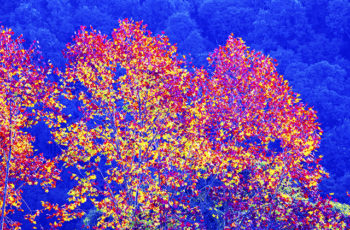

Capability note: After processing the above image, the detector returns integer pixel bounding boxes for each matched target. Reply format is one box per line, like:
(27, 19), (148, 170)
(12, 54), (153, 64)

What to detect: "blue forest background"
(1, 0), (350, 228)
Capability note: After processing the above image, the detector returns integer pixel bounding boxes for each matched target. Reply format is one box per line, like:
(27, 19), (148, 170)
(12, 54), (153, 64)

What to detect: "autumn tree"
(42, 19), (207, 229)
(40, 20), (349, 229)
(195, 34), (348, 229)
(0, 26), (62, 229)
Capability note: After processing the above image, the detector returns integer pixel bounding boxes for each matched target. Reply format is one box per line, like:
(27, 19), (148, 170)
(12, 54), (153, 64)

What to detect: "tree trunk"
(1, 101), (13, 230)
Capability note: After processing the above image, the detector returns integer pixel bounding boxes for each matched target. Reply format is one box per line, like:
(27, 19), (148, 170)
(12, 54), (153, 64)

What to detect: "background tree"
(198, 1), (255, 46)
(326, 0), (350, 39)
(136, 0), (176, 33)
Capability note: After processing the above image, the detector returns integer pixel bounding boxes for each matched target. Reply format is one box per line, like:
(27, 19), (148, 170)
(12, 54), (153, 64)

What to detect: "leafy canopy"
(1, 20), (349, 229)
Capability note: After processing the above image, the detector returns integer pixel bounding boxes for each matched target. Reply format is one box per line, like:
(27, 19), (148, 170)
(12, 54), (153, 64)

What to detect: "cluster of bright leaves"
(1, 20), (350, 229)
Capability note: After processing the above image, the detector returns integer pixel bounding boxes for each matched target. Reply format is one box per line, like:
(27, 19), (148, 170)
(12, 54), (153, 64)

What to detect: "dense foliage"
(1, 18), (350, 229)
(0, 0), (349, 206)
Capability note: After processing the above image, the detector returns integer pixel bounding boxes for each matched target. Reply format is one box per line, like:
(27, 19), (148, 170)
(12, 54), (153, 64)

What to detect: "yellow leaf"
(90, 174), (96, 180)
